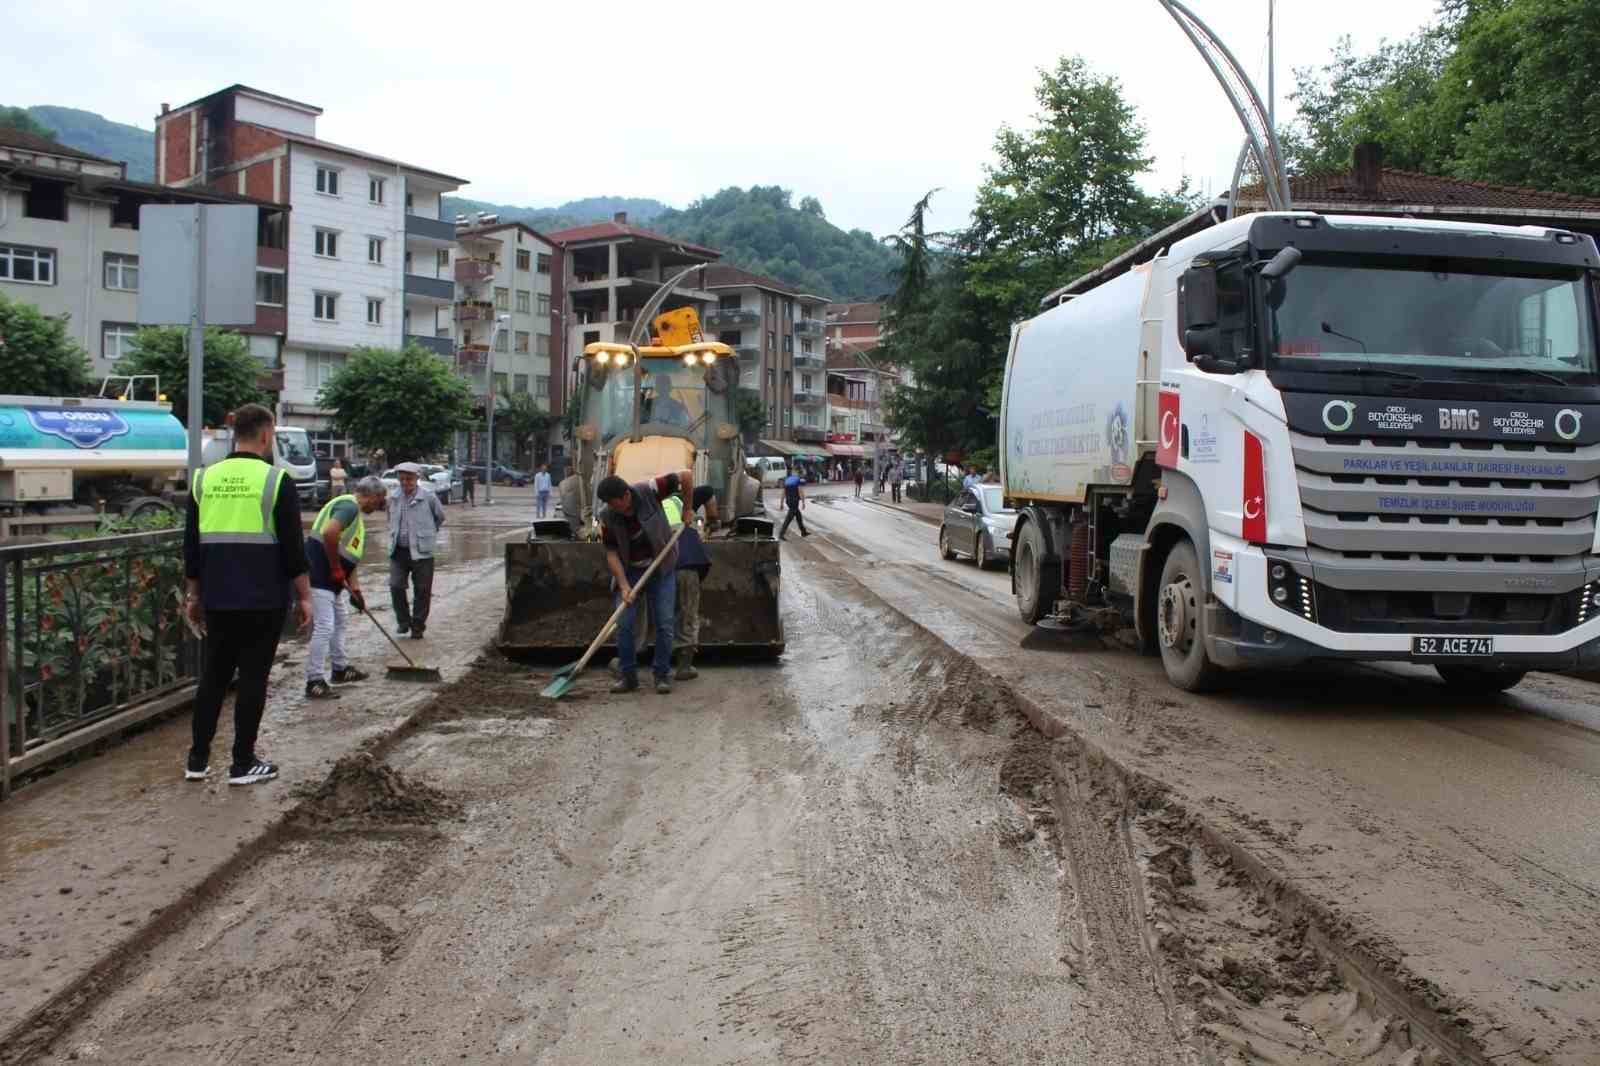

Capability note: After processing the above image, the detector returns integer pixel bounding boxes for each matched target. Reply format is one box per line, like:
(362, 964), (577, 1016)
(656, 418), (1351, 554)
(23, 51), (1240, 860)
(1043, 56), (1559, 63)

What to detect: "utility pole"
(187, 205), (206, 476)
(1267, 0), (1276, 136)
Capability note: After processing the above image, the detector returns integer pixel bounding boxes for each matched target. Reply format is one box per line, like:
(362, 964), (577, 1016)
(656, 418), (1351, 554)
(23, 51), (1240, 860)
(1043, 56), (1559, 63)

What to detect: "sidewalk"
(857, 491), (945, 525)
(0, 504), (532, 1051)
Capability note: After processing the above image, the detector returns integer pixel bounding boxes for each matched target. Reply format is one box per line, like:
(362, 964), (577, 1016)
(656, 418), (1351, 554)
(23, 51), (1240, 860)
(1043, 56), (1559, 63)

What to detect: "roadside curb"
(819, 557), (1498, 1066)
(858, 497), (941, 527)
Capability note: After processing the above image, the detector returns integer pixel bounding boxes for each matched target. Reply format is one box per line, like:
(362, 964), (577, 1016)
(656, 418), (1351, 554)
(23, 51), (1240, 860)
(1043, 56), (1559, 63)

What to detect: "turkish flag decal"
(1242, 430), (1266, 543)
(1156, 391), (1180, 468)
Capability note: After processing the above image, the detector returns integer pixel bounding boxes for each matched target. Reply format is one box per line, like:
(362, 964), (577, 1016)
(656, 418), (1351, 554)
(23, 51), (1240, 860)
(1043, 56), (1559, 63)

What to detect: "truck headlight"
(1268, 559), (1316, 622)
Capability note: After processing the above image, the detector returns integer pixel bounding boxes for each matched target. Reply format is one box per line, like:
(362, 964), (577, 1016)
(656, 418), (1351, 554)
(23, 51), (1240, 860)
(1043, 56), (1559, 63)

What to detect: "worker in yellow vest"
(303, 477), (387, 699)
(183, 403), (313, 787)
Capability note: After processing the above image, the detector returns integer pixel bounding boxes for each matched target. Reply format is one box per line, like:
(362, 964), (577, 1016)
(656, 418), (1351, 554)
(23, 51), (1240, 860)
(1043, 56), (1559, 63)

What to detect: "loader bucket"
(499, 533), (784, 658)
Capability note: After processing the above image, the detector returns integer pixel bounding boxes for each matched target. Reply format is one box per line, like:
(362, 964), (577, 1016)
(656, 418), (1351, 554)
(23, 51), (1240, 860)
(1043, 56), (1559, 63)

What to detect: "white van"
(749, 456), (789, 488)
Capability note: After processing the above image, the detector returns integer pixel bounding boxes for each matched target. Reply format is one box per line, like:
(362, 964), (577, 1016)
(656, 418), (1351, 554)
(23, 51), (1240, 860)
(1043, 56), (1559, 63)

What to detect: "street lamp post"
(485, 313), (508, 505)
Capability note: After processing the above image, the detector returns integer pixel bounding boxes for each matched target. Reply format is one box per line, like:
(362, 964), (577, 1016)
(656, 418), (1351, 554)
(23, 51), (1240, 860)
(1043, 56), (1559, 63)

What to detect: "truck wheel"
(939, 526), (956, 560)
(1014, 521), (1054, 624)
(1156, 540), (1222, 692)
(1434, 664), (1526, 693)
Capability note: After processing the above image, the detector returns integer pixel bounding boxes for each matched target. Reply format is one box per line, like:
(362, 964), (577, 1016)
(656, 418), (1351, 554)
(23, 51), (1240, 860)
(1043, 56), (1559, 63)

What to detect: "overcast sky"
(5, 0), (1440, 237)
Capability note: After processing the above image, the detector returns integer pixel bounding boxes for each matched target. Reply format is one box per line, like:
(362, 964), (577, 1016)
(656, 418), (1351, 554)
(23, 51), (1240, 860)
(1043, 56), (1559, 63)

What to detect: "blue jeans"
(536, 490), (550, 517)
(615, 566), (676, 679)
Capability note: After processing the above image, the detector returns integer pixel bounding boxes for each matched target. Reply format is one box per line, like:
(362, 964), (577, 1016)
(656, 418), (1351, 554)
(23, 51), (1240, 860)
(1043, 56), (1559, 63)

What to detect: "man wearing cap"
(304, 476), (387, 699)
(183, 402), (313, 787)
(388, 463), (446, 639)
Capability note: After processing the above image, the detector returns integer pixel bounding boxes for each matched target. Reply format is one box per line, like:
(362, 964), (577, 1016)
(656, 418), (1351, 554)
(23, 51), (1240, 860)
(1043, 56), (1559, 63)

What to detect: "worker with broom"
(596, 469), (692, 694)
(303, 476), (387, 699)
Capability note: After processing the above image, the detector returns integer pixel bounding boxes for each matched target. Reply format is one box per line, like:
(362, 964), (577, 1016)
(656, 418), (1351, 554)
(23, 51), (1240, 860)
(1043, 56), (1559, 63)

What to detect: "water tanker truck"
(0, 396), (188, 536)
(1001, 211), (1600, 693)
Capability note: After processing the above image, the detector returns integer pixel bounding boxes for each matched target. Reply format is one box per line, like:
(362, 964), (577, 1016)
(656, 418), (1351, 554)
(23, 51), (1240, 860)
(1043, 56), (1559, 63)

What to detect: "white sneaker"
(228, 761), (279, 786)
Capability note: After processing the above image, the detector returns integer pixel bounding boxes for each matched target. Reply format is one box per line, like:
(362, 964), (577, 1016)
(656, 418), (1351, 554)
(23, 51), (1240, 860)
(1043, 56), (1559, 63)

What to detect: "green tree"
(319, 345), (473, 462)
(735, 387), (766, 440)
(497, 391), (559, 466)
(1286, 0), (1600, 197)
(0, 292), (91, 397)
(0, 106), (55, 138)
(114, 326), (264, 426)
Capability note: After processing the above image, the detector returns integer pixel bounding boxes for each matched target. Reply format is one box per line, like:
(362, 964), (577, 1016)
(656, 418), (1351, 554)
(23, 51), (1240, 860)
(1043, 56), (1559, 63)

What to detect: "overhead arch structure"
(1156, 0), (1293, 212)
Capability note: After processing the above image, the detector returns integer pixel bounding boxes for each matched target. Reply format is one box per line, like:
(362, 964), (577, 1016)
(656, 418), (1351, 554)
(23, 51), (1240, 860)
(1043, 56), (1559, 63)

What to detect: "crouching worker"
(663, 485), (718, 680)
(304, 476), (386, 699)
(597, 468), (692, 695)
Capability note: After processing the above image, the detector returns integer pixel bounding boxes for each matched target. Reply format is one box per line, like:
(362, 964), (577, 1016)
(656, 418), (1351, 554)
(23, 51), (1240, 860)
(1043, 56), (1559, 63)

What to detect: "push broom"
(358, 602), (444, 683)
(542, 522), (686, 699)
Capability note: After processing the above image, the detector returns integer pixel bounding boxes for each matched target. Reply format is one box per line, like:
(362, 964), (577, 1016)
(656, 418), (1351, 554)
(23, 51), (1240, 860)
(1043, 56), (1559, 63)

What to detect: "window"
(515, 330), (530, 353)
(516, 249), (531, 271)
(767, 295), (777, 315)
(515, 290), (531, 313)
(405, 191), (414, 211)
(536, 375), (550, 398)
(783, 335), (793, 354)
(784, 300), (793, 320)
(436, 249), (450, 270)
(369, 176), (385, 204)
(536, 293), (551, 316)
(494, 287), (509, 310)
(494, 330), (509, 353)
(514, 373), (529, 394)
(104, 253), (139, 291)
(110, 197), (139, 228)
(315, 166), (340, 195)
(315, 228), (338, 258)
(310, 430), (349, 459)
(536, 333), (550, 357)
(367, 298), (383, 325)
(314, 292), (338, 321)
(801, 338), (814, 354)
(367, 237), (383, 264)
(801, 372), (813, 390)
(259, 212), (286, 250)
(0, 244), (55, 284)
(493, 372), (510, 396)
(23, 181), (67, 221)
(536, 253), (551, 274)
(255, 269), (286, 306)
(719, 295), (742, 311)
(102, 323), (138, 362)
(307, 350), (347, 387)
(766, 330), (776, 351)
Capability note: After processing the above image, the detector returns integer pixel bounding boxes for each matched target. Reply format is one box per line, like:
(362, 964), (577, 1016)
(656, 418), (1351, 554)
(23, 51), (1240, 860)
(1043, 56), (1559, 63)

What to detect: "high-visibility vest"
(311, 493), (366, 564)
(192, 458), (284, 545)
(662, 494), (684, 528)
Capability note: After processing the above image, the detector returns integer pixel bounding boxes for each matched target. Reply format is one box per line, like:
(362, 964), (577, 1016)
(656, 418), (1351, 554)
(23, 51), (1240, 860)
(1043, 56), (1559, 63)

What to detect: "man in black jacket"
(597, 469), (691, 694)
(183, 403), (313, 786)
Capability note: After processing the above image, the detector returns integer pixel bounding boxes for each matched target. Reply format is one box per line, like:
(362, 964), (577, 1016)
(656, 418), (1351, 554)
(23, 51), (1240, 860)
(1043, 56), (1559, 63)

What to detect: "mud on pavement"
(2, 555), (1526, 1065)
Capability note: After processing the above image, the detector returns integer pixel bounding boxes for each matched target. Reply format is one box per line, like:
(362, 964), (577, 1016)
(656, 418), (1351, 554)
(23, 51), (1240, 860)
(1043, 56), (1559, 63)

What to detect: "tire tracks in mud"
(787, 535), (1495, 1065)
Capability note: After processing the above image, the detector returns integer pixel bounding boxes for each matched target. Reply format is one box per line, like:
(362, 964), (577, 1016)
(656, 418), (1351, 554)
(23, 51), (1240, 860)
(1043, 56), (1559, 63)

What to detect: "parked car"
(939, 485), (1016, 569)
(417, 464), (460, 504)
(491, 464), (530, 487)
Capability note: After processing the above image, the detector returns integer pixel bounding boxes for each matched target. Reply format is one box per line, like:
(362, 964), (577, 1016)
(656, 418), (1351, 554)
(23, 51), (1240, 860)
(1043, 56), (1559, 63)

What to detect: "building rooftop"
(825, 301), (884, 325)
(277, 131), (466, 187)
(166, 84), (323, 119)
(454, 220), (563, 249)
(0, 159), (282, 209)
(0, 125), (122, 167)
(548, 219), (720, 259)
(696, 263), (800, 296)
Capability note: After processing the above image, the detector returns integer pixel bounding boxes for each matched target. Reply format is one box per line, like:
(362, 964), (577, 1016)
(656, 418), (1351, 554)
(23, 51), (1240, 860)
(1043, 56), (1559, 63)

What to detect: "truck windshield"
(275, 428), (314, 466)
(1268, 262), (1597, 381)
(591, 357), (730, 447)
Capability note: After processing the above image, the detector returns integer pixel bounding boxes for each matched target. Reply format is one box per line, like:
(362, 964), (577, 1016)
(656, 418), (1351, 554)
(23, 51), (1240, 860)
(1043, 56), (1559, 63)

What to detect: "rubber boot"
(675, 647), (699, 681)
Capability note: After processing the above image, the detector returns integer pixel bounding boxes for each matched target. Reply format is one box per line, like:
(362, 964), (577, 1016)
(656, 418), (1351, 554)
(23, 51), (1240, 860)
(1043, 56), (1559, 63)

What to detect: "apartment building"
(550, 212), (720, 387)
(0, 125), (287, 384)
(449, 219), (565, 463)
(154, 85), (466, 457)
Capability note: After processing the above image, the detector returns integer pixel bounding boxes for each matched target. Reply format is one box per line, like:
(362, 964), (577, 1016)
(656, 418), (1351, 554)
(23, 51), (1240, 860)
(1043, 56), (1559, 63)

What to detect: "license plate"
(1411, 636), (1494, 658)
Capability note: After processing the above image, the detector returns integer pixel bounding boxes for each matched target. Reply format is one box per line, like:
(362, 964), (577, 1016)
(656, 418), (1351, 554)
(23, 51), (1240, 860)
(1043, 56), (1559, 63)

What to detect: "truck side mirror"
(1179, 262), (1218, 337)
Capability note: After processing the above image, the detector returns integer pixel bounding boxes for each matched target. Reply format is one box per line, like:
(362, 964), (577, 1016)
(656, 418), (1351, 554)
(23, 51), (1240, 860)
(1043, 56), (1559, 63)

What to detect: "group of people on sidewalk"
(183, 404), (446, 787)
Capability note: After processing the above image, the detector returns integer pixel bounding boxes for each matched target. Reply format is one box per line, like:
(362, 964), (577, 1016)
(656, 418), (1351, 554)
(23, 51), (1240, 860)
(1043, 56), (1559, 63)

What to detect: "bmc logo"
(1438, 407), (1481, 431)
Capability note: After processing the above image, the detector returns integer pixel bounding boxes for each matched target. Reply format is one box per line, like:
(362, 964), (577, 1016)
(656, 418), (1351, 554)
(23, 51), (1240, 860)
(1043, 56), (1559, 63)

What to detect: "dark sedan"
(938, 485), (1016, 569)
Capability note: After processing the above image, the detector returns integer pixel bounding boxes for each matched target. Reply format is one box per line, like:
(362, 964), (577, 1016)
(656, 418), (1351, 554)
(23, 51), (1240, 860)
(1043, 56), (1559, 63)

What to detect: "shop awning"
(827, 443), (867, 458)
(756, 438), (811, 457)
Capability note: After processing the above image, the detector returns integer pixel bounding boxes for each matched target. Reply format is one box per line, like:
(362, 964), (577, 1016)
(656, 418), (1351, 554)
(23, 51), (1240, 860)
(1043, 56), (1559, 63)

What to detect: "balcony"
(704, 308), (761, 330)
(793, 390), (825, 406)
(256, 367), (285, 392)
(731, 345), (761, 364)
(405, 213), (456, 243)
(404, 274), (454, 303)
(795, 317), (824, 337)
(455, 346), (490, 368)
(455, 257), (496, 284)
(793, 351), (824, 369)
(455, 301), (495, 324)
(407, 334), (453, 357)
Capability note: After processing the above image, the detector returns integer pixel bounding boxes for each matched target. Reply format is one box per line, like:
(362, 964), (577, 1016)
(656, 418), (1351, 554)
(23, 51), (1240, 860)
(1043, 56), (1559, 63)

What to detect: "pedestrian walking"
(388, 462), (446, 640)
(891, 470), (903, 503)
(779, 466), (809, 540)
(303, 477), (386, 699)
(183, 402), (312, 787)
(597, 469), (692, 694)
(853, 466), (864, 498)
(534, 463), (553, 519)
(461, 466), (476, 507)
